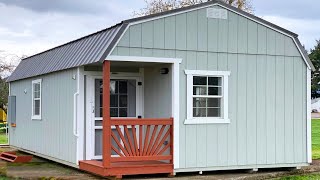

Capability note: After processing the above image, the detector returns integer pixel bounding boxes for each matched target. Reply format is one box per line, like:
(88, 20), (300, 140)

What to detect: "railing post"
(102, 60), (111, 168)
(170, 117), (174, 164)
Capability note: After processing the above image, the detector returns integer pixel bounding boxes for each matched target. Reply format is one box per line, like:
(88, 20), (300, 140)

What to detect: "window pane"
(119, 81), (127, 94)
(207, 98), (221, 107)
(193, 86), (207, 95)
(34, 91), (40, 98)
(207, 108), (221, 117)
(34, 100), (40, 115)
(208, 77), (222, 86)
(193, 76), (207, 85)
(119, 95), (127, 107)
(110, 95), (118, 107)
(34, 83), (40, 91)
(119, 108), (127, 117)
(193, 108), (206, 117)
(110, 81), (118, 94)
(208, 87), (222, 95)
(110, 108), (118, 117)
(193, 98), (206, 107)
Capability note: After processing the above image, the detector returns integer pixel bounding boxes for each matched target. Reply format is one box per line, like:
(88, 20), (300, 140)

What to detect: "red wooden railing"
(109, 118), (173, 163)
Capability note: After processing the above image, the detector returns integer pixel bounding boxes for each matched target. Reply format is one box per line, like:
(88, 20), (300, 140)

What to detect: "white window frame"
(32, 79), (42, 120)
(184, 70), (230, 124)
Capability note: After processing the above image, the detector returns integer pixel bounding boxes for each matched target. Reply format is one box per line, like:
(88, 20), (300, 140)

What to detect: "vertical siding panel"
(266, 56), (276, 164)
(228, 12), (238, 53)
(129, 24), (142, 48)
(218, 18), (228, 52)
(217, 53), (228, 165)
(141, 48), (153, 57)
(275, 56), (285, 163)
(293, 57), (304, 163)
(206, 52), (218, 167)
(247, 21), (258, 54)
(185, 51), (197, 167)
(275, 33), (285, 56)
(237, 54), (247, 165)
(196, 52), (207, 167)
(285, 37), (300, 57)
(153, 18), (165, 49)
(177, 50), (187, 168)
(165, 16), (176, 49)
(227, 53), (238, 165)
(197, 9), (208, 51)
(208, 15), (218, 52)
(152, 49), (165, 57)
(267, 29), (276, 55)
(141, 21), (154, 48)
(176, 13), (187, 50)
(186, 11), (198, 51)
(246, 55), (257, 164)
(117, 47), (130, 56)
(164, 50), (176, 58)
(129, 48), (142, 56)
(118, 29), (129, 47)
(284, 56), (295, 163)
(256, 55), (267, 164)
(237, 16), (248, 54)
(257, 25), (267, 54)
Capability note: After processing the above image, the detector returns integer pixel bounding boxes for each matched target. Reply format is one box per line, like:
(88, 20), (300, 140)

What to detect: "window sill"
(184, 118), (230, 124)
(31, 116), (42, 120)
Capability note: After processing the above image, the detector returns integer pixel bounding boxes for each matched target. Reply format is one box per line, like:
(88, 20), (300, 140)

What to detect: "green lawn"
(0, 133), (7, 144)
(278, 173), (320, 180)
(313, 119), (320, 159)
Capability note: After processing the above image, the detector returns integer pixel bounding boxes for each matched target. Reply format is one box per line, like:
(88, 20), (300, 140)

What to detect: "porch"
(79, 59), (179, 178)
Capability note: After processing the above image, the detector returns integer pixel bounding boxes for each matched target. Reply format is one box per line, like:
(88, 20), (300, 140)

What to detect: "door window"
(94, 79), (136, 118)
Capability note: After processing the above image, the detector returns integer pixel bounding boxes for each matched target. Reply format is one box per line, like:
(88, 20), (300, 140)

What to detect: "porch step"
(79, 160), (173, 178)
(0, 152), (32, 163)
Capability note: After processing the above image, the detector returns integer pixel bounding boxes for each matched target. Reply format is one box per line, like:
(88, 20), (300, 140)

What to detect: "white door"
(86, 75), (143, 160)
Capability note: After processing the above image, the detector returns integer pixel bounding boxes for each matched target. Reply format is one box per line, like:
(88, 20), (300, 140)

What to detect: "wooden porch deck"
(79, 160), (173, 178)
(79, 61), (174, 179)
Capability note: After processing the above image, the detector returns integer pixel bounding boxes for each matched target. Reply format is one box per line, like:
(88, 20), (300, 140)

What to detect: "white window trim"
(32, 79), (42, 120)
(184, 70), (230, 124)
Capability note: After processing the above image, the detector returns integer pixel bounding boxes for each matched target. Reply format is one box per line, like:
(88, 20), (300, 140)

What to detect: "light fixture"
(160, 68), (169, 74)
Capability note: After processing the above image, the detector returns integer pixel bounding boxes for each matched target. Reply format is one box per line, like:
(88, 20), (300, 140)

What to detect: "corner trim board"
(307, 68), (311, 163)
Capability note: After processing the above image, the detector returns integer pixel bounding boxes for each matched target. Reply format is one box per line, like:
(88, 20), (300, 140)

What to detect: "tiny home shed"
(7, 1), (314, 178)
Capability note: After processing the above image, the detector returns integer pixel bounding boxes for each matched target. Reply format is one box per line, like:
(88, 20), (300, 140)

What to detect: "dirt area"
(1, 147), (320, 180)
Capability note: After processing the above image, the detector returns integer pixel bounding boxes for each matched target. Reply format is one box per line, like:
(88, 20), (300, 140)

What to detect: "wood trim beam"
(102, 60), (111, 168)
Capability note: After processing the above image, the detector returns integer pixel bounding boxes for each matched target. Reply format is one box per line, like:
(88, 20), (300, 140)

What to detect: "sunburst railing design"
(109, 118), (173, 163)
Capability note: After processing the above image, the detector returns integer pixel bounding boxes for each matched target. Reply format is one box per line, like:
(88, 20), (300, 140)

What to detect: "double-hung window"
(185, 70), (230, 124)
(32, 79), (42, 120)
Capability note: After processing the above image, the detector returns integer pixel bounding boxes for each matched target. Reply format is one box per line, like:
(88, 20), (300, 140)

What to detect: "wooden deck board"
(79, 160), (173, 178)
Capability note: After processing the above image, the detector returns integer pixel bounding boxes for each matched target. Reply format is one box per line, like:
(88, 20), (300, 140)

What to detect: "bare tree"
(134, 0), (253, 16)
(0, 51), (23, 110)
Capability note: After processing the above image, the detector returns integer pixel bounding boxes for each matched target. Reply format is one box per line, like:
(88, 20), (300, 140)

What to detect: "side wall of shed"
(110, 4), (308, 170)
(9, 68), (77, 164)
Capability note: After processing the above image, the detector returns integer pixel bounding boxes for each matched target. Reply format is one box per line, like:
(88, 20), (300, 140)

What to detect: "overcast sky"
(0, 0), (319, 61)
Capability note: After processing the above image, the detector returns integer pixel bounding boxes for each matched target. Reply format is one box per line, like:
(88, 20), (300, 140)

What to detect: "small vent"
(207, 8), (228, 20)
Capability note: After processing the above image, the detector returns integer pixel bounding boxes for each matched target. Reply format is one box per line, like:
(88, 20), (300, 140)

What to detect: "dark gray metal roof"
(8, 0), (314, 82)
(7, 23), (127, 82)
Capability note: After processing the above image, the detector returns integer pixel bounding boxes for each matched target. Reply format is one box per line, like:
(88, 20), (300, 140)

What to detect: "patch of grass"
(277, 173), (320, 180)
(0, 133), (7, 145)
(313, 119), (320, 159)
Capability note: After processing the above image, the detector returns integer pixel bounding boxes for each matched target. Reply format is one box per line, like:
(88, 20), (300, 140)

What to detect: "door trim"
(84, 70), (144, 160)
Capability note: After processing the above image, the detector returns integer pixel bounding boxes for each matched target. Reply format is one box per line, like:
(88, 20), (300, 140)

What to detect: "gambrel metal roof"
(8, 0), (314, 82)
(7, 23), (127, 82)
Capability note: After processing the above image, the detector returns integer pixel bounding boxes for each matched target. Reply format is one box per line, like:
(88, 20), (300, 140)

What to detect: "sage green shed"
(7, 0), (313, 175)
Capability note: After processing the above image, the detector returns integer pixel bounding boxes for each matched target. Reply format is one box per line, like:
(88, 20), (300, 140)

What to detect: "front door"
(86, 75), (142, 160)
